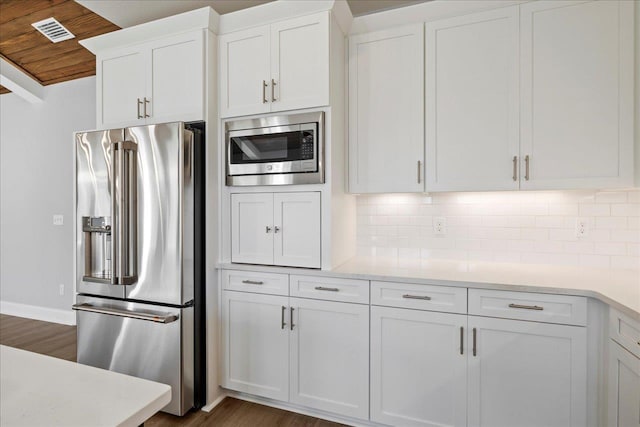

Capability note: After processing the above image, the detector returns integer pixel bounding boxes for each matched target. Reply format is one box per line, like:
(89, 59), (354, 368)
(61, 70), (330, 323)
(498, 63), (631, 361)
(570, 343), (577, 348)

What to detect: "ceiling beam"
(0, 55), (43, 103)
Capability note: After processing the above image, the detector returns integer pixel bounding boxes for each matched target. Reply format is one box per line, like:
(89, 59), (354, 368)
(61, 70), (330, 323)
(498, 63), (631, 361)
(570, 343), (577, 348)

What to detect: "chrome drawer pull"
(508, 303), (543, 311)
(315, 286), (339, 292)
(402, 294), (431, 300)
(242, 280), (264, 285)
(281, 306), (287, 330)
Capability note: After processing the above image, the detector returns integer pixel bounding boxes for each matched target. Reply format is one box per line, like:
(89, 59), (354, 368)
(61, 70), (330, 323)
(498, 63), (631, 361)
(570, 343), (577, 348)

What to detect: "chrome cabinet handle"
(136, 98), (143, 119)
(512, 156), (518, 181)
(402, 294), (431, 300)
(472, 327), (477, 357)
(265, 226), (272, 233)
(274, 226), (280, 233)
(417, 160), (422, 184)
(72, 303), (178, 324)
(460, 326), (464, 355)
(508, 303), (543, 311)
(281, 306), (287, 329)
(290, 307), (295, 330)
(315, 286), (339, 292)
(143, 97), (150, 118)
(241, 280), (263, 285)
(262, 80), (268, 103)
(524, 155), (530, 181)
(271, 79), (277, 102)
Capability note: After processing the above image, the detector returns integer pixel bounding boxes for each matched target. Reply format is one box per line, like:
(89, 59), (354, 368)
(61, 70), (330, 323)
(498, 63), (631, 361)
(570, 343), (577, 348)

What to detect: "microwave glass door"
(229, 125), (316, 166)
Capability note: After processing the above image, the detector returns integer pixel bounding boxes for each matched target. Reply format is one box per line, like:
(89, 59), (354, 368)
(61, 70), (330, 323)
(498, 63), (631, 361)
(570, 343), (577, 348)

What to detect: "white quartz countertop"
(218, 257), (640, 320)
(0, 345), (171, 427)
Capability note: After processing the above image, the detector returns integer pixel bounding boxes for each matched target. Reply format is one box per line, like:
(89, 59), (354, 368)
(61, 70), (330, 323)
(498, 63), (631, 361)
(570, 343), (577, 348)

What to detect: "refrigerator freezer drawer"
(75, 295), (193, 416)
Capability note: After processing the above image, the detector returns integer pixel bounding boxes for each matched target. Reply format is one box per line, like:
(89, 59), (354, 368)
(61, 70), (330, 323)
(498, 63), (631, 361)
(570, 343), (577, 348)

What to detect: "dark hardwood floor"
(0, 314), (345, 427)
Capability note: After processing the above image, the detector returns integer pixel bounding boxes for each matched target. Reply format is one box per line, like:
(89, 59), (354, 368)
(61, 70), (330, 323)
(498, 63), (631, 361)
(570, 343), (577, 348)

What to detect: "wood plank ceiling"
(0, 0), (120, 94)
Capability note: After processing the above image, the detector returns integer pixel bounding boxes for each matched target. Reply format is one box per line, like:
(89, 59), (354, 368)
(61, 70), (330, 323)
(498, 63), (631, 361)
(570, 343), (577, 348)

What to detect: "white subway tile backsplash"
(357, 189), (640, 270)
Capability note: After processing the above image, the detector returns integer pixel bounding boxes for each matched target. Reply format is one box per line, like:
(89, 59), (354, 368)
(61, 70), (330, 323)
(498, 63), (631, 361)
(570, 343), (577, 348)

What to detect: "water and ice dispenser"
(82, 216), (112, 281)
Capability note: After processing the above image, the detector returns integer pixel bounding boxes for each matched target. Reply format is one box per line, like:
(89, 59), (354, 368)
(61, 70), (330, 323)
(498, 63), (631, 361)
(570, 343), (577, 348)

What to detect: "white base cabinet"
(608, 341), (640, 427)
(289, 297), (369, 419)
(220, 272), (369, 419)
(467, 316), (587, 427)
(221, 290), (289, 401)
(370, 306), (467, 427)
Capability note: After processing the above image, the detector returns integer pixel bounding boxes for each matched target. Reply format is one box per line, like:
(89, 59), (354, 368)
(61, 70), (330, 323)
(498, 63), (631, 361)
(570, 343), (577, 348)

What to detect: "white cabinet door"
(271, 12), (329, 112)
(98, 48), (147, 128)
(370, 306), (467, 427)
(231, 193), (274, 265)
(349, 25), (424, 193)
(608, 341), (640, 427)
(273, 192), (320, 268)
(221, 291), (289, 401)
(425, 7), (519, 191)
(520, 0), (634, 189)
(289, 297), (369, 419)
(468, 316), (587, 427)
(219, 26), (270, 118)
(149, 30), (204, 124)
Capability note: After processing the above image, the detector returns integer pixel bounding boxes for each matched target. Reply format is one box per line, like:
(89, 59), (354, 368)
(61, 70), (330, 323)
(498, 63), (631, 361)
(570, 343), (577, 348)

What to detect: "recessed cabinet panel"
(273, 192), (320, 268)
(520, 0), (633, 189)
(231, 193), (274, 265)
(425, 7), (519, 191)
(100, 49), (146, 128)
(271, 13), (329, 112)
(348, 25), (424, 193)
(371, 306), (467, 427)
(289, 298), (369, 419)
(150, 32), (204, 123)
(221, 291), (289, 401)
(467, 316), (587, 427)
(219, 26), (270, 118)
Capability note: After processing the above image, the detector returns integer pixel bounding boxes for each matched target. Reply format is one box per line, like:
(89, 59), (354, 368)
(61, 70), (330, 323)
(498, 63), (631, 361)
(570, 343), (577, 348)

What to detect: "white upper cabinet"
(519, 0), (634, 189)
(97, 30), (205, 129)
(425, 7), (519, 191)
(348, 25), (424, 193)
(231, 192), (274, 265)
(219, 26), (271, 118)
(100, 48), (146, 128)
(219, 12), (330, 118)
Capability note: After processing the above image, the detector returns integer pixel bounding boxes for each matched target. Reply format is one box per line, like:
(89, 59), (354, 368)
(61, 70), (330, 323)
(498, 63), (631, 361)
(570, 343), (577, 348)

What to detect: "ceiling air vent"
(31, 18), (75, 43)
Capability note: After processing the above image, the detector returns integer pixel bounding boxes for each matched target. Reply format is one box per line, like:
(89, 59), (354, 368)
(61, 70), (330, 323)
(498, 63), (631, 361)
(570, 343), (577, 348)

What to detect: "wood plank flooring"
(0, 314), (344, 427)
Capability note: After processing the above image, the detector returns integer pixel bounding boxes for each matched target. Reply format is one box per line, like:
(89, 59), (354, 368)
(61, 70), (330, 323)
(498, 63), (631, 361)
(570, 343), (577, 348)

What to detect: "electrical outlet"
(53, 214), (64, 226)
(59, 284), (65, 296)
(434, 217), (447, 236)
(575, 218), (589, 238)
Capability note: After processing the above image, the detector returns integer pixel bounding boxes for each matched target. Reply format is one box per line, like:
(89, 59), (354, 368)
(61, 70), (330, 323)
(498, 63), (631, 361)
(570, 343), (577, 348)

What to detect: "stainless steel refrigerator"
(73, 121), (205, 416)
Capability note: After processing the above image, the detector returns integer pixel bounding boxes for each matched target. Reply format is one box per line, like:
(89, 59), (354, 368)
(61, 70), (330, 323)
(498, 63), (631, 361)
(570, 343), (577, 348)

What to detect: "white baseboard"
(201, 394), (226, 412)
(0, 300), (76, 325)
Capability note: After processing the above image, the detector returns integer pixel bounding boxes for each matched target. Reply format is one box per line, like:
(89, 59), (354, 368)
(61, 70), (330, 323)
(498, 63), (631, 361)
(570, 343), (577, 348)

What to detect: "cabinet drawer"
(289, 275), (369, 304)
(610, 308), (640, 359)
(222, 269), (289, 296)
(468, 289), (587, 326)
(371, 281), (467, 314)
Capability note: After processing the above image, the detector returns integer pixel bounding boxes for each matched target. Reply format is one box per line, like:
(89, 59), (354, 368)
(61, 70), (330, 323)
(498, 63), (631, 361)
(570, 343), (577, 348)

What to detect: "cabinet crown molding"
(218, 0), (352, 35)
(80, 7), (219, 54)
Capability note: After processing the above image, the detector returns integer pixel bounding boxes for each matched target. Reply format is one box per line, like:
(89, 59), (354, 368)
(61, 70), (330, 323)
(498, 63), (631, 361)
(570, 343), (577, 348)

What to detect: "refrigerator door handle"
(111, 141), (139, 286)
(72, 303), (178, 324)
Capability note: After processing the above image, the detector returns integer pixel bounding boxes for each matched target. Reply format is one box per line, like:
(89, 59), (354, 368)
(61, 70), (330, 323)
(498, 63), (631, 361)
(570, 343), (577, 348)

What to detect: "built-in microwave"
(225, 111), (324, 186)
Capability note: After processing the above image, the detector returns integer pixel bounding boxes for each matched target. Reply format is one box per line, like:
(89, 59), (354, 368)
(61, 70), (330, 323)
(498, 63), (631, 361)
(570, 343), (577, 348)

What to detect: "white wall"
(0, 77), (96, 323)
(357, 189), (640, 270)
